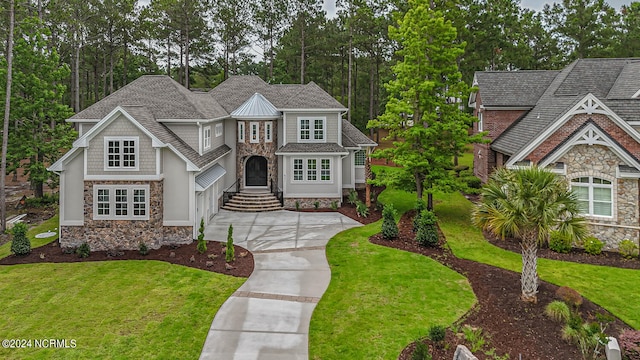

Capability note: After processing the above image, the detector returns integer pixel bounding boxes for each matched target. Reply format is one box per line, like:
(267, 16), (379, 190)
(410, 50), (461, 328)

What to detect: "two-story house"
(48, 75), (376, 251)
(470, 58), (640, 249)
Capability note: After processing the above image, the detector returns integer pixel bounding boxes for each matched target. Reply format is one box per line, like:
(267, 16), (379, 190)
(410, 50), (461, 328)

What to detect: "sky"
(323, 0), (634, 17)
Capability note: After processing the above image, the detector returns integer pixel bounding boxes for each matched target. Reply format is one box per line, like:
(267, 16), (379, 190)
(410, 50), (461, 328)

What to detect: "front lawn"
(0, 215), (60, 259)
(0, 261), (244, 359)
(309, 212), (476, 359)
(437, 191), (640, 329)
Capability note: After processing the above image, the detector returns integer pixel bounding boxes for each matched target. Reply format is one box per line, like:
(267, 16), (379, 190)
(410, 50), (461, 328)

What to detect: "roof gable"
(505, 93), (640, 167)
(473, 70), (560, 107)
(607, 61), (640, 99)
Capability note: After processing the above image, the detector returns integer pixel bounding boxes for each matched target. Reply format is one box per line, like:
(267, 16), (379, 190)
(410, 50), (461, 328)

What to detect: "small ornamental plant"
(416, 210), (438, 247)
(139, 242), (149, 256)
(76, 242), (90, 258)
(619, 239), (639, 259)
(10, 222), (30, 256)
(226, 224), (235, 262)
(197, 218), (207, 254)
(381, 204), (398, 240)
(583, 236), (604, 255)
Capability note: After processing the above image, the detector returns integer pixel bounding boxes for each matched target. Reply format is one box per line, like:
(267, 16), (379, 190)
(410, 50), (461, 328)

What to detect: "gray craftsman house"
(470, 58), (640, 249)
(49, 75), (376, 251)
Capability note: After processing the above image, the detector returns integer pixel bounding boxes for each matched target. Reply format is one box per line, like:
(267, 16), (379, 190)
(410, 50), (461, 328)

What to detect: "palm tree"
(472, 166), (587, 303)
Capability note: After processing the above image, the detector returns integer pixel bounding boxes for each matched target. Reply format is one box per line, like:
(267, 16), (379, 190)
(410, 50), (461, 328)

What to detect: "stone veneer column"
(236, 120), (278, 189)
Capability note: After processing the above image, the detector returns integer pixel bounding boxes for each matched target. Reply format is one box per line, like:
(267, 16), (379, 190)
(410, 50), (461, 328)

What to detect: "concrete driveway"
(200, 210), (362, 360)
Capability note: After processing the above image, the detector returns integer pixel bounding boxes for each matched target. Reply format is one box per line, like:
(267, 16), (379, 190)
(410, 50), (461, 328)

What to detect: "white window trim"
(203, 126), (212, 150)
(265, 121), (273, 143)
(93, 184), (150, 220)
(354, 150), (366, 167)
(238, 122), (245, 143)
(250, 122), (259, 143)
(104, 136), (139, 171)
(215, 123), (223, 137)
(291, 157), (333, 183)
(570, 176), (614, 219)
(477, 112), (483, 132)
(297, 117), (326, 143)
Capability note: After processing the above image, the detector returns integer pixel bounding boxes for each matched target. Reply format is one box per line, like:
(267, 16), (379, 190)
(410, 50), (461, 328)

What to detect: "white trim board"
(506, 93), (640, 167)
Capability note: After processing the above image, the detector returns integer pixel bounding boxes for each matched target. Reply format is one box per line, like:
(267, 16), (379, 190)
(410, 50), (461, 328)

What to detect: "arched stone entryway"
(245, 156), (268, 187)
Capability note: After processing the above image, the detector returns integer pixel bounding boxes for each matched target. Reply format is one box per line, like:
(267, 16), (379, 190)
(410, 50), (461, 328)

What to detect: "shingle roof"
(120, 105), (231, 169)
(342, 120), (377, 148)
(276, 143), (348, 154)
(475, 70), (560, 107)
(607, 61), (640, 99)
(209, 76), (346, 111)
(71, 76), (228, 120)
(490, 59), (640, 156)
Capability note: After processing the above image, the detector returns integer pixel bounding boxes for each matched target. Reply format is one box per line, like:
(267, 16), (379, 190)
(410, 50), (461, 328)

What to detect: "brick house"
(48, 75), (376, 251)
(469, 58), (640, 249)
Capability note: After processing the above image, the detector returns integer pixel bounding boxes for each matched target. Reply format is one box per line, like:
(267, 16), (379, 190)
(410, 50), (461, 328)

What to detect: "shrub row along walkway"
(200, 210), (362, 360)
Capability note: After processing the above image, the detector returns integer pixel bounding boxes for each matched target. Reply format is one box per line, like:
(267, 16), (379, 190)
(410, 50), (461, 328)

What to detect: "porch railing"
(222, 178), (241, 206)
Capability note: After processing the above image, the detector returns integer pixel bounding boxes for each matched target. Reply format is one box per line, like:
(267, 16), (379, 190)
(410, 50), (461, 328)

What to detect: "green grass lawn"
(0, 261), (244, 359)
(0, 215), (60, 259)
(309, 198), (476, 359)
(436, 191), (640, 329)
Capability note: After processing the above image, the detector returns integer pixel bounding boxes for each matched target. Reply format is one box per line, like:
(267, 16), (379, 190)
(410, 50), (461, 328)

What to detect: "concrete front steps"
(222, 191), (283, 212)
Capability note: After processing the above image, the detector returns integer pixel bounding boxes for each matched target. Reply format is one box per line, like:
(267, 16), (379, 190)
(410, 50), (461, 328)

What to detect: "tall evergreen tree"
(368, 0), (482, 209)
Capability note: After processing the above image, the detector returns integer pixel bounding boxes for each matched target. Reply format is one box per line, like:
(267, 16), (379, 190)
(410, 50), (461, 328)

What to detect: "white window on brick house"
(93, 185), (149, 220)
(477, 112), (483, 132)
(215, 123), (223, 137)
(203, 126), (212, 150)
(354, 150), (366, 166)
(238, 122), (245, 143)
(265, 122), (273, 143)
(250, 122), (259, 143)
(571, 176), (613, 217)
(105, 137), (138, 170)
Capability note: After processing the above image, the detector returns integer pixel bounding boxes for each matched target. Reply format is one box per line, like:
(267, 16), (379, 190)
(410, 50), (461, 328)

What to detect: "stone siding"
(560, 144), (640, 249)
(284, 197), (341, 209)
(237, 120), (278, 188)
(60, 180), (192, 251)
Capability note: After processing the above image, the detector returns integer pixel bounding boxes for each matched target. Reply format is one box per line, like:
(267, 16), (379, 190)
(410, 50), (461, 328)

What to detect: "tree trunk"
(109, 26), (114, 94)
(347, 6), (352, 123)
(520, 235), (539, 302)
(415, 174), (423, 200)
(300, 14), (305, 84)
(167, 36), (171, 77)
(369, 57), (375, 137)
(74, 40), (81, 112)
(185, 21), (190, 89)
(1, 0), (15, 232)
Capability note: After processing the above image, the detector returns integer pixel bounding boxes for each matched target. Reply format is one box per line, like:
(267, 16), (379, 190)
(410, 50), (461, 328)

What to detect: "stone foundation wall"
(284, 197), (341, 209)
(586, 223), (640, 250)
(60, 180), (193, 251)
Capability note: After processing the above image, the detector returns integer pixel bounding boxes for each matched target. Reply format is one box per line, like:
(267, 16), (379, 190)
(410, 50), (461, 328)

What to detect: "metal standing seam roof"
(195, 164), (226, 191)
(230, 93), (280, 119)
(490, 59), (640, 157)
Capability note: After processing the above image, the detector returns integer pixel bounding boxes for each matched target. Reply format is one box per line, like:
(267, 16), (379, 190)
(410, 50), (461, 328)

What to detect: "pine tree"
(226, 224), (235, 263)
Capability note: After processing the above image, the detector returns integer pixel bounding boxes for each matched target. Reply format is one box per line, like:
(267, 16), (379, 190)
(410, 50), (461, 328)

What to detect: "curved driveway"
(200, 210), (362, 360)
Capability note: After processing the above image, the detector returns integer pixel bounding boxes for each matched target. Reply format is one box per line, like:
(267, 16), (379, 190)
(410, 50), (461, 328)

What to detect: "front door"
(246, 156), (268, 187)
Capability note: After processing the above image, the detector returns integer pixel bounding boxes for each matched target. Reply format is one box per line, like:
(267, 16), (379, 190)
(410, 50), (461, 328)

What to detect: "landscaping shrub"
(10, 222), (30, 256)
(583, 236), (604, 255)
(356, 200), (369, 218)
(226, 224), (235, 262)
(462, 175), (482, 189)
(347, 189), (359, 205)
(549, 231), (573, 253)
(453, 164), (470, 176)
(138, 242), (149, 256)
(561, 313), (612, 360)
(314, 201), (320, 210)
(411, 340), (432, 360)
(459, 169), (474, 178)
(25, 193), (59, 208)
(555, 286), (583, 308)
(413, 199), (427, 231)
(76, 242), (90, 258)
(619, 239), (639, 259)
(295, 201), (300, 211)
(545, 300), (571, 323)
(416, 210), (438, 247)
(330, 201), (338, 211)
(381, 204), (398, 240)
(619, 330), (640, 360)
(428, 324), (446, 345)
(197, 218), (207, 254)
(462, 325), (486, 353)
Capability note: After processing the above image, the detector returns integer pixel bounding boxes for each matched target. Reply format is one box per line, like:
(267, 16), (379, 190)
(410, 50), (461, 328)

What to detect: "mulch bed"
(371, 210), (634, 360)
(0, 240), (253, 278)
